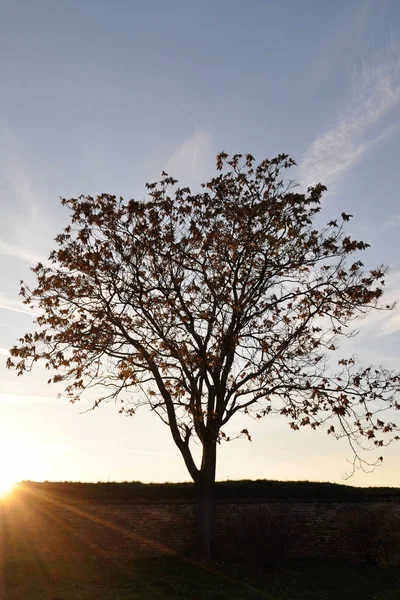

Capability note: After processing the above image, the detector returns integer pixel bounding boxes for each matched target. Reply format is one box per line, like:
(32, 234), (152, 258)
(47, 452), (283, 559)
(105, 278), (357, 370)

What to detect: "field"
(3, 554), (400, 599)
(2, 481), (399, 599)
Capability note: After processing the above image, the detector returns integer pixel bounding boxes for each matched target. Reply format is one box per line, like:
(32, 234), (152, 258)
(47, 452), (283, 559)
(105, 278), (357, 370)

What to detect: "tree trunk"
(196, 440), (217, 560)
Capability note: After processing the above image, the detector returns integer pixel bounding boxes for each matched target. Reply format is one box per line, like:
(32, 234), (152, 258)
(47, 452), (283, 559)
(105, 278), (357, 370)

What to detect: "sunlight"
(0, 436), (41, 495)
(0, 474), (15, 497)
(0, 442), (18, 496)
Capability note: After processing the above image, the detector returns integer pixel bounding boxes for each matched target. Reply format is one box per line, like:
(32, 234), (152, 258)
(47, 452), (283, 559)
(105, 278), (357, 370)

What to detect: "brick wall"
(2, 494), (400, 560)
(216, 500), (400, 558)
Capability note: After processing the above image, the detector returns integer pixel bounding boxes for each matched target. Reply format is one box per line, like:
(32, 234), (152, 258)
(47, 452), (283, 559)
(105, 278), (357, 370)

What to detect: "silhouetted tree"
(8, 152), (400, 559)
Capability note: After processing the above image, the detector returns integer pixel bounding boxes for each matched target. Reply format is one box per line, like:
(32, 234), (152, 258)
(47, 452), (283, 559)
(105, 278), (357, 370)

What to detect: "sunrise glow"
(0, 439), (17, 496)
(0, 475), (15, 497)
(0, 436), (44, 496)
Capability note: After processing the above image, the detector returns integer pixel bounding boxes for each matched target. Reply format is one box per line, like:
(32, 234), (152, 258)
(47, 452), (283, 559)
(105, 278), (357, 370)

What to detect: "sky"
(1, 0), (400, 487)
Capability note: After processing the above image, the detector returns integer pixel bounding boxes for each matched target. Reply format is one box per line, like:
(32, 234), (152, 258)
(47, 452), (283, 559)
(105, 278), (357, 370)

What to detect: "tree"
(7, 152), (400, 559)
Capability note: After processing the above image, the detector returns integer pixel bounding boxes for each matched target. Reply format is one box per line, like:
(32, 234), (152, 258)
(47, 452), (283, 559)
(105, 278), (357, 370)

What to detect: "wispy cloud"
(299, 40), (400, 189)
(356, 269), (400, 337)
(0, 123), (57, 260)
(164, 129), (213, 186)
(382, 215), (400, 228)
(61, 437), (178, 457)
(0, 392), (56, 405)
(0, 304), (40, 317)
(110, 447), (178, 458)
(0, 239), (47, 265)
(0, 124), (43, 218)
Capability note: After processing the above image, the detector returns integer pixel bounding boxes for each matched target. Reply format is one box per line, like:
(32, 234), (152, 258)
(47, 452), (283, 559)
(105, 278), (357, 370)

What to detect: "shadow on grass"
(4, 555), (400, 600)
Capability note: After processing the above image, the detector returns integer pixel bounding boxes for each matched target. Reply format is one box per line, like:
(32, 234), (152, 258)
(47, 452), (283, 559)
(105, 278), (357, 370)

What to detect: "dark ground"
(2, 554), (400, 600)
(2, 481), (399, 599)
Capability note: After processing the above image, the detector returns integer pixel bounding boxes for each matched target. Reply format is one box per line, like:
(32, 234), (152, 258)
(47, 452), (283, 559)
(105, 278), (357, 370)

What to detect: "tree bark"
(196, 439), (217, 560)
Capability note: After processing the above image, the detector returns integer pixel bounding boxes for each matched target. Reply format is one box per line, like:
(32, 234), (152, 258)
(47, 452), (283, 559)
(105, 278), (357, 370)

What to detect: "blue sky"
(1, 0), (400, 486)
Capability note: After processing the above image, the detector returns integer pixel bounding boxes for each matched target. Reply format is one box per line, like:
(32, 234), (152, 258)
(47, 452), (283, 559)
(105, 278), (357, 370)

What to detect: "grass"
(3, 555), (400, 600)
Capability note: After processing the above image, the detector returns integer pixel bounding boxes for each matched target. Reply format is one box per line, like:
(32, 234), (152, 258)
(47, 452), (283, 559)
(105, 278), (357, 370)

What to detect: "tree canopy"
(8, 151), (400, 556)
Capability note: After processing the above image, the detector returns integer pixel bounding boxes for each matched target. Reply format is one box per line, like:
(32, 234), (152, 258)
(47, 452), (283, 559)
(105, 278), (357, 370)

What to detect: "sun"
(0, 434), (47, 494)
(0, 441), (22, 497)
(0, 474), (16, 497)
